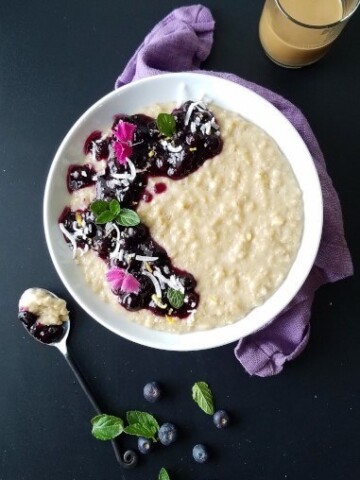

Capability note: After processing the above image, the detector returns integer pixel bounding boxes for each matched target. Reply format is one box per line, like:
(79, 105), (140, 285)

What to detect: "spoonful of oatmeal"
(18, 287), (137, 469)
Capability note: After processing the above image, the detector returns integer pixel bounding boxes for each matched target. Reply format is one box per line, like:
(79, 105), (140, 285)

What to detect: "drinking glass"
(259, 0), (360, 67)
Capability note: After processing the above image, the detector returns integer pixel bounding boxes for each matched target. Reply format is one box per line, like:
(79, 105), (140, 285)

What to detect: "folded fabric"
(115, 4), (353, 376)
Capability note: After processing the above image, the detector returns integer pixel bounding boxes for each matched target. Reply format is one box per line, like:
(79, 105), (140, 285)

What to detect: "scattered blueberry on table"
(213, 409), (230, 429)
(90, 380), (232, 474)
(138, 436), (152, 454)
(158, 423), (178, 446)
(143, 381), (162, 403)
(192, 443), (209, 463)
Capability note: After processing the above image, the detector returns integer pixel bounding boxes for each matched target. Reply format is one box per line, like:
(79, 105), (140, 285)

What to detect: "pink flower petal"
(121, 273), (140, 294)
(106, 268), (140, 295)
(114, 120), (136, 143)
(106, 267), (126, 291)
(114, 141), (132, 165)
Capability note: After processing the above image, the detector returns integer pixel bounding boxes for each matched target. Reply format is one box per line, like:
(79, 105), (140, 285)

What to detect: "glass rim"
(275, 0), (360, 29)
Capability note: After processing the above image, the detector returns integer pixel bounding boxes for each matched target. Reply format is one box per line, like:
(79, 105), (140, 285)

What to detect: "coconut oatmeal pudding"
(58, 101), (303, 333)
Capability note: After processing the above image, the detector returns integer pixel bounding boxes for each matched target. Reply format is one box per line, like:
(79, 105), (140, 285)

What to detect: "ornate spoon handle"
(61, 349), (137, 469)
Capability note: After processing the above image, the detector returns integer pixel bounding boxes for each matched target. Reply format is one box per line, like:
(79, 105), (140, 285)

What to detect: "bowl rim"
(43, 71), (323, 351)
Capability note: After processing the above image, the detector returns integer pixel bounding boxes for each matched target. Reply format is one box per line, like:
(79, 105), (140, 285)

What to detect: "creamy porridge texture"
(59, 102), (303, 333)
(19, 288), (69, 326)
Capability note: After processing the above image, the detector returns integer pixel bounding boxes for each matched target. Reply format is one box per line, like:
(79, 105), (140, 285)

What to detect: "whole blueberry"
(192, 444), (209, 463)
(138, 437), (152, 454)
(18, 310), (37, 327)
(143, 381), (161, 403)
(109, 257), (128, 270)
(180, 273), (196, 290)
(158, 423), (178, 446)
(121, 293), (143, 311)
(213, 410), (230, 429)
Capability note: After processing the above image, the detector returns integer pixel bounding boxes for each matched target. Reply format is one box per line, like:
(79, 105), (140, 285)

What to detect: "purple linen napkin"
(115, 5), (353, 376)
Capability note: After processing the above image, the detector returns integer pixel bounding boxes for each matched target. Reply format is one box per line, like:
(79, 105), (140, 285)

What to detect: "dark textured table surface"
(1, 1), (359, 479)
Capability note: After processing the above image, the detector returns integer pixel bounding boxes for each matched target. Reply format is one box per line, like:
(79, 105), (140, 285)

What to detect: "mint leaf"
(91, 199), (138, 226)
(116, 209), (140, 227)
(95, 210), (116, 224)
(167, 288), (184, 309)
(90, 200), (108, 215)
(124, 423), (157, 440)
(159, 468), (171, 480)
(125, 411), (159, 440)
(126, 411), (160, 431)
(156, 113), (176, 137)
(192, 382), (214, 415)
(109, 199), (121, 216)
(91, 414), (124, 441)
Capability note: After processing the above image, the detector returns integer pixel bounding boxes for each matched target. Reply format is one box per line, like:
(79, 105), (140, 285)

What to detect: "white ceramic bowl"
(44, 72), (323, 351)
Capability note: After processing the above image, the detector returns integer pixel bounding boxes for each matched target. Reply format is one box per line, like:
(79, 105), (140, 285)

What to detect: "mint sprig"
(124, 423), (157, 440)
(192, 381), (215, 415)
(156, 113), (176, 137)
(159, 468), (171, 480)
(126, 410), (160, 430)
(90, 199), (140, 227)
(91, 410), (160, 442)
(91, 414), (124, 441)
(167, 288), (184, 309)
(124, 411), (159, 441)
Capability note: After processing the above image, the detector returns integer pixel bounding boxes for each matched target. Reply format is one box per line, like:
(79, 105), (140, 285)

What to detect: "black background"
(1, 1), (359, 479)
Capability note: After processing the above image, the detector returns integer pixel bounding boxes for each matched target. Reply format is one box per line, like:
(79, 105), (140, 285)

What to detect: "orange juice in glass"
(259, 0), (360, 67)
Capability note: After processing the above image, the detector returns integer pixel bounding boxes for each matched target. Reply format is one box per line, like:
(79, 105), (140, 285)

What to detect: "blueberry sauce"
(30, 322), (65, 344)
(141, 183), (166, 203)
(18, 310), (66, 344)
(84, 130), (102, 154)
(67, 164), (96, 192)
(84, 130), (111, 160)
(59, 101), (223, 320)
(142, 191), (153, 203)
(154, 183), (167, 195)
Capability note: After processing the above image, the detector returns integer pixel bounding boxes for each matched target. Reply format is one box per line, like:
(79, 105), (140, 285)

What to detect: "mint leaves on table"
(90, 199), (140, 227)
(90, 411), (160, 441)
(156, 113), (176, 137)
(167, 288), (184, 309)
(91, 414), (124, 441)
(192, 381), (215, 415)
(159, 467), (171, 480)
(124, 411), (160, 441)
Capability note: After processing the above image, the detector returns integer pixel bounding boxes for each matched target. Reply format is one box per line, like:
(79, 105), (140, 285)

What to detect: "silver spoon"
(18, 288), (137, 469)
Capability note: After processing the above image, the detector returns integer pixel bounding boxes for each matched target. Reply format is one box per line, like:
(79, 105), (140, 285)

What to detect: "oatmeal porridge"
(58, 101), (303, 333)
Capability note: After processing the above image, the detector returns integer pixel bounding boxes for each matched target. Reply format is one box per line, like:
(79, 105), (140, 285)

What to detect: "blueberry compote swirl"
(59, 101), (223, 319)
